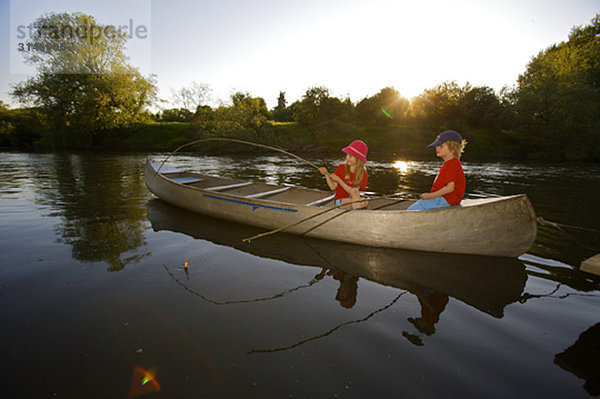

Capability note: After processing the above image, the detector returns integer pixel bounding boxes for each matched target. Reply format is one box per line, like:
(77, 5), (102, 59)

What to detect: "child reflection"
(403, 288), (449, 346)
(315, 268), (359, 309)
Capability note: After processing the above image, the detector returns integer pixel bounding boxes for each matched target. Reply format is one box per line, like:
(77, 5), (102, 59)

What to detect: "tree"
(11, 12), (156, 147)
(458, 85), (503, 129)
(293, 86), (351, 126)
(211, 92), (268, 132)
(170, 81), (212, 111)
(272, 91), (292, 122)
(161, 108), (194, 122)
(411, 81), (467, 130)
(515, 14), (600, 160)
(355, 87), (409, 125)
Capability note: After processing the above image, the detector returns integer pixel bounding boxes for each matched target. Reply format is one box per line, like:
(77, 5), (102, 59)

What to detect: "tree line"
(1, 12), (599, 161)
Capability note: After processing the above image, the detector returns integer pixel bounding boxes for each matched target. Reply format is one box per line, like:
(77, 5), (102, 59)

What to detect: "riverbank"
(99, 120), (524, 161)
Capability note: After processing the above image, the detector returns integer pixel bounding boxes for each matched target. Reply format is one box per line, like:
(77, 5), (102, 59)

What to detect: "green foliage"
(411, 81), (468, 130)
(0, 107), (49, 149)
(272, 91), (293, 122)
(355, 87), (409, 126)
(292, 86), (352, 126)
(10, 12), (157, 148)
(515, 14), (600, 160)
(161, 108), (194, 122)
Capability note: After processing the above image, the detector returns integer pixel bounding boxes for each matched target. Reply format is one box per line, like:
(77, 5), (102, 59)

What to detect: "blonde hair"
(446, 139), (468, 159)
(345, 159), (367, 187)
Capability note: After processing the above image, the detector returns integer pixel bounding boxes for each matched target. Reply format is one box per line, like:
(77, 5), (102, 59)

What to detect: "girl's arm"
(330, 173), (359, 197)
(420, 181), (455, 200)
(318, 167), (338, 191)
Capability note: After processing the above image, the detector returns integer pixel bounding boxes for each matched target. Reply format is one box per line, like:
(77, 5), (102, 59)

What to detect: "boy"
(408, 130), (467, 211)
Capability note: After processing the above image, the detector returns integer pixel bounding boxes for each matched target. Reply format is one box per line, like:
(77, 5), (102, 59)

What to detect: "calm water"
(0, 151), (599, 398)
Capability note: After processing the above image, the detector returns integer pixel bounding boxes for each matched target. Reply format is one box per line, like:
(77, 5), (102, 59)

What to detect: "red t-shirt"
(333, 164), (368, 200)
(431, 157), (465, 205)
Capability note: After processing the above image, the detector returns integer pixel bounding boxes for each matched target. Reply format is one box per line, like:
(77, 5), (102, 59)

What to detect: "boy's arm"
(420, 181), (455, 200)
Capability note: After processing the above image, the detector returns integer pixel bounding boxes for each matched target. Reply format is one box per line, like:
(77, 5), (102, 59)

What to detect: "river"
(0, 151), (599, 398)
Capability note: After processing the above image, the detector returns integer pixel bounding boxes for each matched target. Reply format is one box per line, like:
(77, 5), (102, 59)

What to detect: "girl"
(318, 140), (368, 209)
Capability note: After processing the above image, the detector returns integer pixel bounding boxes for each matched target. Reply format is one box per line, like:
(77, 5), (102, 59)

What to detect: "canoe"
(144, 159), (537, 257)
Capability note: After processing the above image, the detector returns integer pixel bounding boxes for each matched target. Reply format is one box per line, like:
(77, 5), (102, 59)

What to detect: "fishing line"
(157, 138), (321, 175)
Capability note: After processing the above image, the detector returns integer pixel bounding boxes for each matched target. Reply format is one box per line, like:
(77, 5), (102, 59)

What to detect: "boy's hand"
(420, 192), (434, 200)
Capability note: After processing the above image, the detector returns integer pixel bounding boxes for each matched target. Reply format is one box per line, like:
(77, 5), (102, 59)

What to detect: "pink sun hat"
(342, 140), (368, 163)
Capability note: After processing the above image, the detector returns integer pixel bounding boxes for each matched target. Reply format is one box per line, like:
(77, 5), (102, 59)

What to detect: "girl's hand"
(420, 192), (434, 200)
(329, 173), (342, 183)
(318, 167), (328, 176)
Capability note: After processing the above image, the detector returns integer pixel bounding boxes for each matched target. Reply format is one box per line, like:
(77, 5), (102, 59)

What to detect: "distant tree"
(272, 91), (292, 122)
(459, 85), (503, 129)
(193, 105), (213, 123)
(411, 81), (466, 130)
(161, 108), (194, 122)
(293, 86), (329, 125)
(293, 86), (351, 126)
(355, 87), (409, 125)
(170, 81), (212, 111)
(277, 91), (287, 109)
(11, 12), (156, 147)
(212, 92), (268, 131)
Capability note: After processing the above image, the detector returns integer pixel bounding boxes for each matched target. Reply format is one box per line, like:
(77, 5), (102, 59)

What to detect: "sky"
(1, 0), (599, 110)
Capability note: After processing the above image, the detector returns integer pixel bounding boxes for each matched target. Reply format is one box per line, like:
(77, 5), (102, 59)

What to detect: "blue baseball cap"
(427, 130), (463, 148)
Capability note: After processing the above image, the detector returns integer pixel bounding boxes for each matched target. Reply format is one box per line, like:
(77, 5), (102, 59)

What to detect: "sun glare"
(392, 160), (410, 173)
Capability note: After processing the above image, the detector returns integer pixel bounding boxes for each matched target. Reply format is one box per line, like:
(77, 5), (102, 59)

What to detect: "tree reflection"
(35, 154), (149, 271)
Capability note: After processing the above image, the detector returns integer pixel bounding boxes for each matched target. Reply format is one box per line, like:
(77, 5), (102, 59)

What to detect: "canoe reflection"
(147, 199), (527, 321)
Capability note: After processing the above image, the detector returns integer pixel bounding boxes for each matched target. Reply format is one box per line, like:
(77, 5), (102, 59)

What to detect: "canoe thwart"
(245, 187), (291, 199)
(581, 254), (600, 276)
(206, 182), (253, 191)
(172, 176), (204, 184)
(150, 160), (183, 175)
(306, 195), (335, 207)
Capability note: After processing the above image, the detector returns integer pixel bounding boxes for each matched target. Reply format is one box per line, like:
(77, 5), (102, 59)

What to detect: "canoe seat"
(306, 195), (335, 207)
(245, 186), (291, 199)
(206, 182), (253, 191)
(172, 176), (204, 184)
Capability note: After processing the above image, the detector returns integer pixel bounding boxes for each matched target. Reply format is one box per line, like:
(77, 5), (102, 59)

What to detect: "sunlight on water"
(391, 160), (410, 174)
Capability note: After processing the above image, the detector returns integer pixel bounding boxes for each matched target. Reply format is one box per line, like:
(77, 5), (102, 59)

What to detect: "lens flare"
(129, 366), (160, 398)
(381, 106), (393, 119)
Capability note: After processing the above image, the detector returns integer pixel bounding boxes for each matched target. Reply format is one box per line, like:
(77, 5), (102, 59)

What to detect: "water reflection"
(162, 262), (323, 305)
(554, 323), (600, 396)
(147, 199), (528, 348)
(32, 154), (150, 271)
